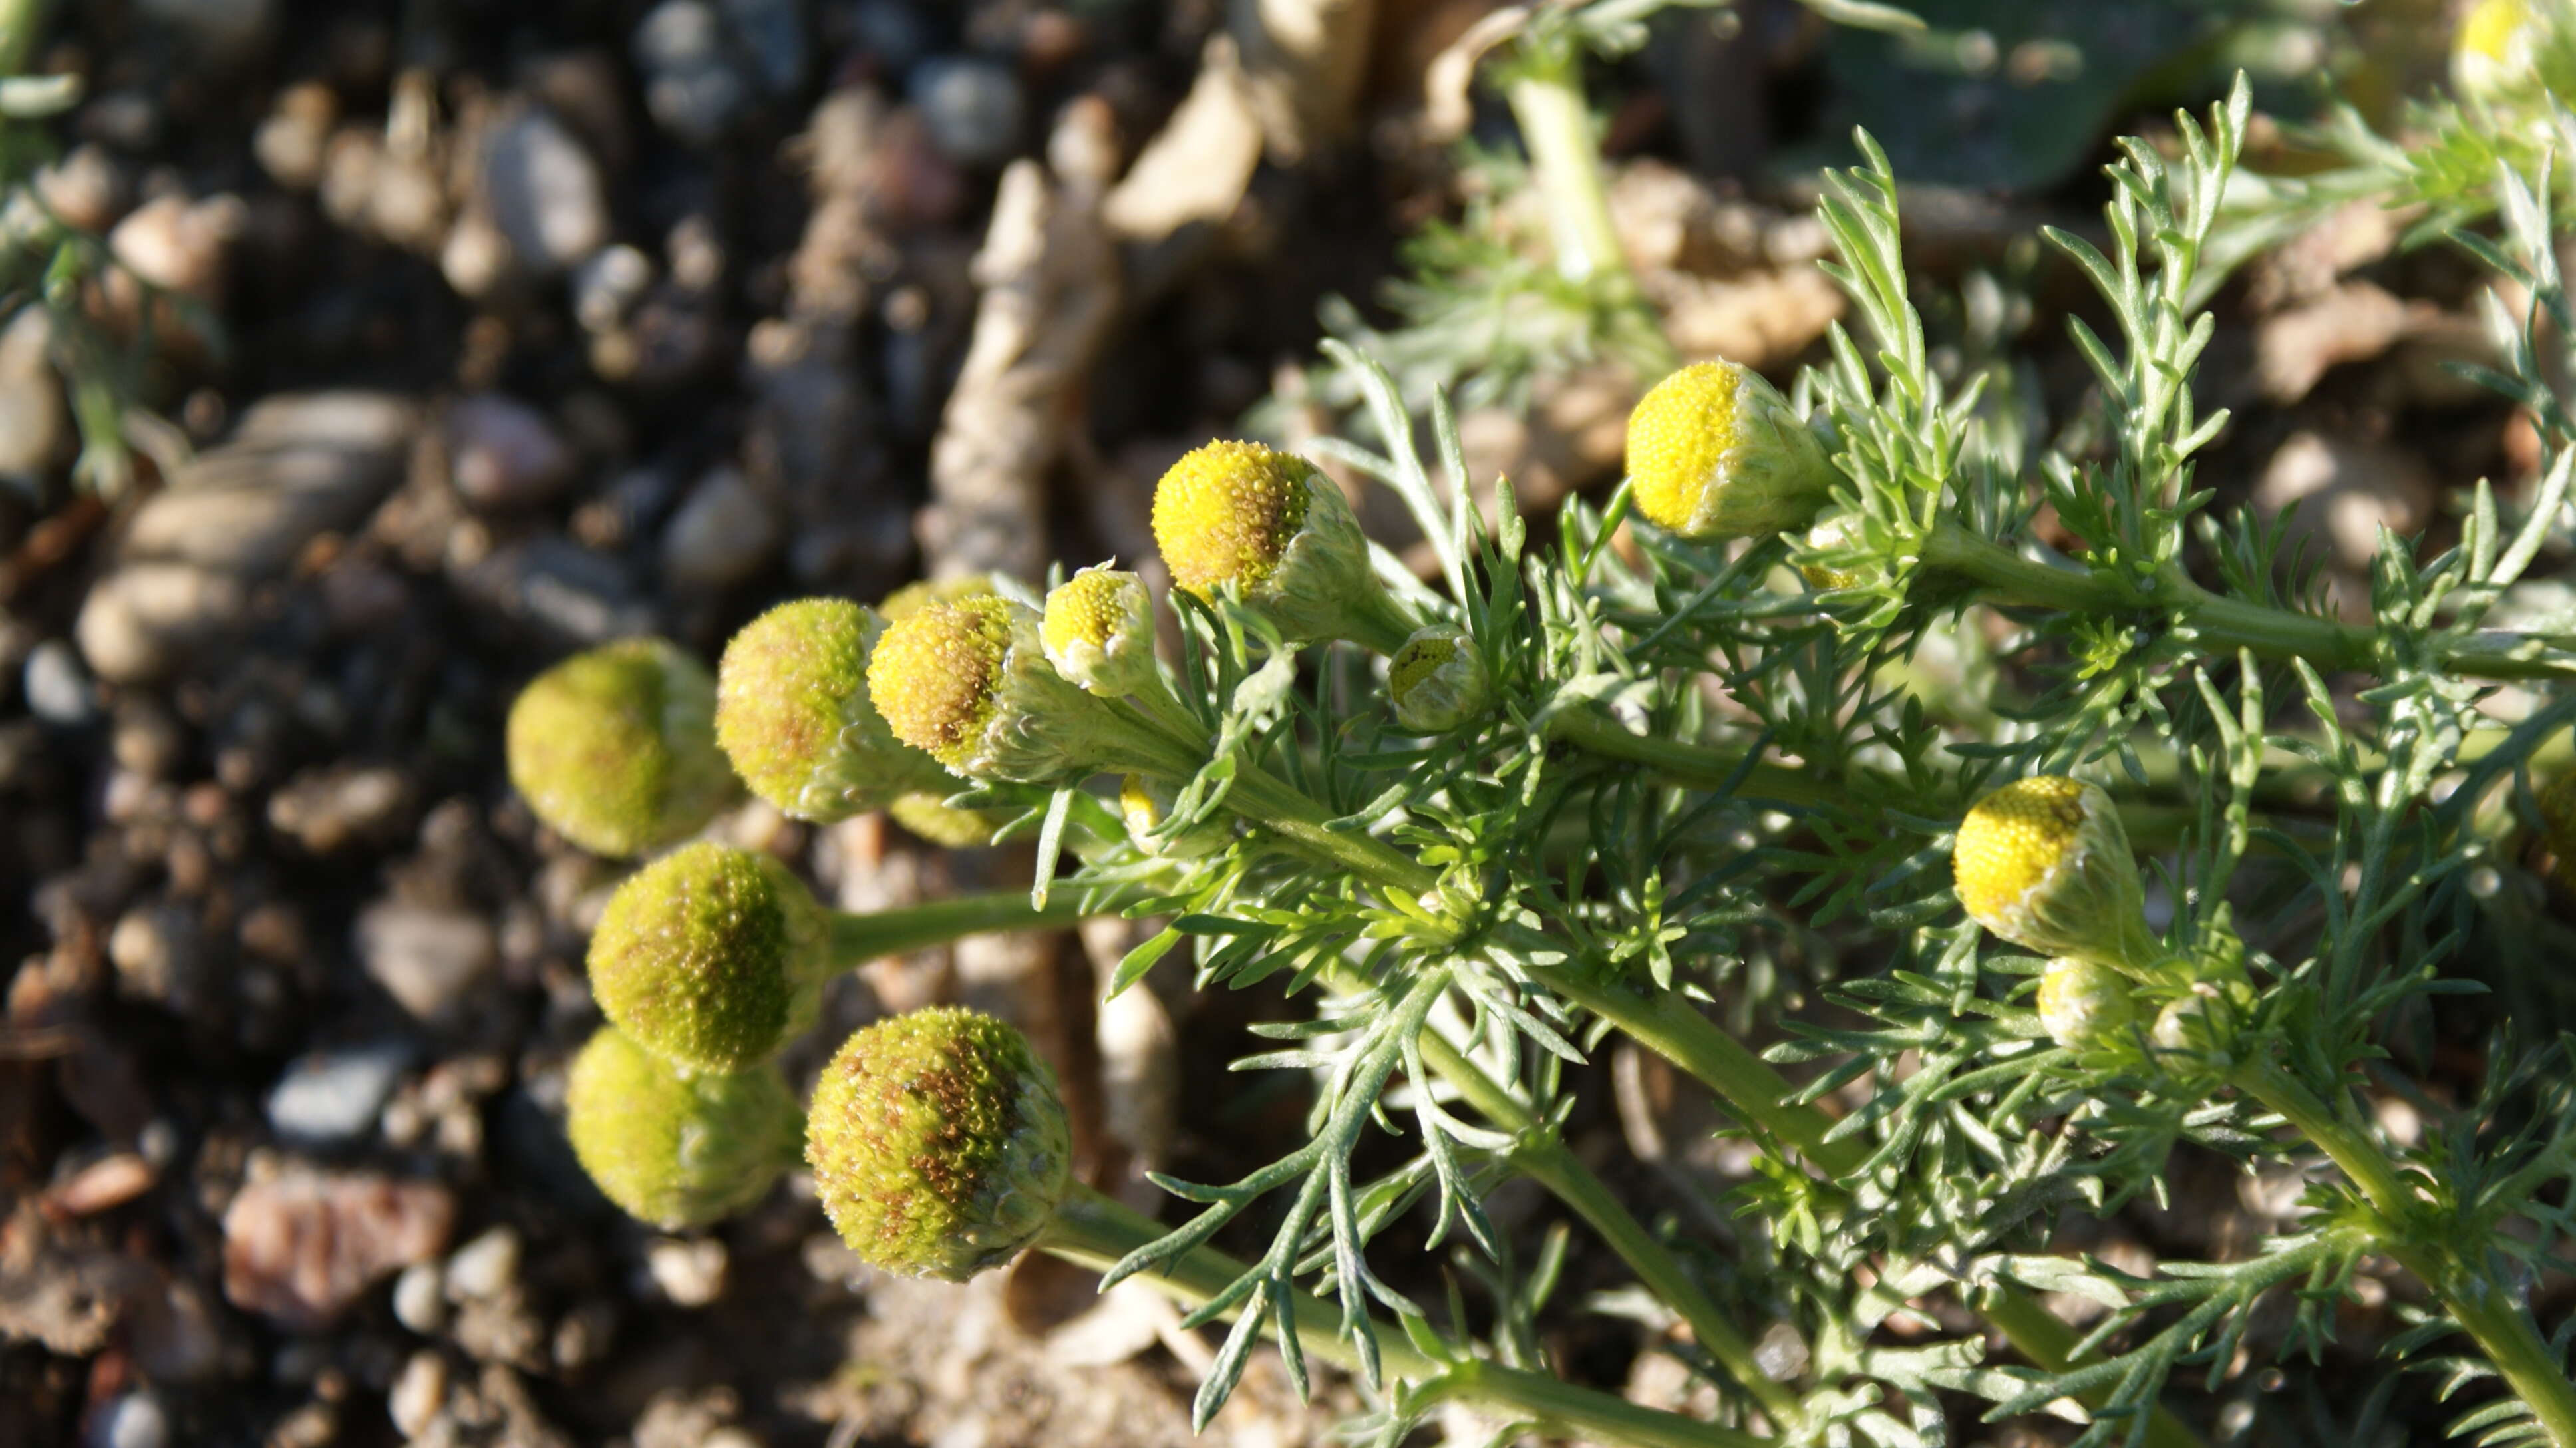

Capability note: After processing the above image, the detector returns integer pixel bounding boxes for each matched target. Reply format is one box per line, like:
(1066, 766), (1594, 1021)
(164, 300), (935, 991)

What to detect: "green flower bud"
(886, 791), (1005, 850)
(1151, 440), (1406, 649)
(2147, 979), (2258, 1067)
(1625, 361), (1836, 541)
(1386, 628), (1491, 733)
(1953, 776), (2160, 974)
(715, 599), (955, 824)
(565, 1025), (802, 1229)
(1118, 773), (1231, 860)
(506, 639), (736, 857)
(806, 1006), (1072, 1281)
(867, 595), (1172, 786)
(2034, 956), (2137, 1052)
(1041, 566), (1159, 698)
(587, 842), (830, 1074)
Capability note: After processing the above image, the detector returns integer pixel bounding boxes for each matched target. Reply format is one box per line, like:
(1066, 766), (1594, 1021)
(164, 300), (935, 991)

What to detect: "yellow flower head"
(1625, 361), (1836, 541)
(565, 1025), (802, 1229)
(1154, 441), (1316, 596)
(881, 572), (1001, 621)
(805, 1006), (1072, 1281)
(1954, 775), (2157, 973)
(715, 598), (953, 822)
(1041, 565), (1157, 697)
(868, 596), (1016, 769)
(587, 842), (828, 1074)
(506, 637), (736, 856)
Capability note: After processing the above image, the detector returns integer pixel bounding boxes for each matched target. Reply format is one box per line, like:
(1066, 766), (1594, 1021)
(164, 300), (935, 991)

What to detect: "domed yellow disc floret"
(1625, 361), (1836, 542)
(565, 1025), (802, 1229)
(1041, 566), (1157, 697)
(868, 596), (1015, 769)
(715, 598), (953, 822)
(805, 1006), (1072, 1282)
(1153, 441), (1314, 597)
(587, 842), (829, 1074)
(1953, 775), (2159, 974)
(506, 637), (736, 857)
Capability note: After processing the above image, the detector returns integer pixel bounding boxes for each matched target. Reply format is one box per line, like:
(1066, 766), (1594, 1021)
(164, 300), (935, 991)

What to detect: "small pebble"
(87, 1391), (168, 1448)
(449, 395), (579, 511)
(355, 901), (498, 1024)
(660, 467), (780, 589)
(645, 1237), (728, 1307)
(388, 1350), (447, 1439)
(635, 1), (747, 145)
(391, 1262), (447, 1335)
(445, 1226), (522, 1300)
(221, 1167), (454, 1329)
(25, 639), (99, 727)
(481, 107), (611, 276)
(267, 1041), (415, 1147)
(910, 57), (1022, 167)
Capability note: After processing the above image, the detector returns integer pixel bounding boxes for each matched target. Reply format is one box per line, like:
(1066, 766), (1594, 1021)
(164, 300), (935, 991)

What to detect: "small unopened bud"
(587, 842), (829, 1074)
(715, 598), (956, 824)
(1118, 773), (1230, 860)
(2148, 979), (2257, 1067)
(2035, 957), (2136, 1051)
(565, 1026), (802, 1229)
(1151, 440), (1405, 649)
(2453, 0), (2566, 108)
(1386, 628), (1491, 733)
(806, 1006), (1072, 1282)
(1625, 361), (1836, 541)
(1797, 512), (1867, 592)
(1042, 566), (1158, 697)
(1953, 776), (2159, 974)
(868, 595), (1168, 785)
(506, 639), (736, 857)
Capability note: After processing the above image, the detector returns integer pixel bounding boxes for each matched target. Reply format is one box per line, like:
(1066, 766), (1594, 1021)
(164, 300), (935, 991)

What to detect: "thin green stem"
(1416, 1031), (1805, 1431)
(2235, 1063), (2576, 1447)
(824, 890), (1090, 964)
(1499, 39), (1679, 379)
(1040, 1184), (1765, 1448)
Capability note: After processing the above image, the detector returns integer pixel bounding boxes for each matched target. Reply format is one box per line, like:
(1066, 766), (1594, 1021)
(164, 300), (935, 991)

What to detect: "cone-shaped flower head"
(868, 594), (1168, 785)
(1152, 441), (1404, 649)
(715, 598), (955, 824)
(1386, 628), (1491, 733)
(1625, 361), (1836, 541)
(806, 1006), (1072, 1281)
(1042, 566), (1159, 697)
(587, 842), (830, 1074)
(1118, 773), (1231, 860)
(565, 1025), (802, 1229)
(1953, 776), (2158, 974)
(506, 638), (736, 857)
(2035, 956), (2137, 1052)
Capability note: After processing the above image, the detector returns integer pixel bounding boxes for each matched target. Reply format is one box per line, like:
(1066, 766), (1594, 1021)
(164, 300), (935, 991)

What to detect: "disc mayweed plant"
(500, 66), (2576, 1448)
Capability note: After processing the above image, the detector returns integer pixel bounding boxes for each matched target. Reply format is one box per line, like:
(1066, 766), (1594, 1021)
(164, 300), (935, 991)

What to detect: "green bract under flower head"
(2035, 956), (2137, 1052)
(806, 1005), (1072, 1281)
(1042, 566), (1158, 697)
(1151, 441), (1384, 645)
(1954, 776), (2158, 974)
(716, 598), (953, 824)
(1118, 772), (1231, 860)
(565, 1025), (802, 1229)
(1625, 361), (1836, 542)
(587, 842), (829, 1074)
(886, 792), (1003, 849)
(867, 595), (1150, 785)
(1387, 628), (1491, 733)
(506, 638), (736, 857)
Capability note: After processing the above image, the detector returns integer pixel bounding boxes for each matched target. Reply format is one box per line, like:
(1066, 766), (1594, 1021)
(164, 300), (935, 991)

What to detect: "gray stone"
(355, 902), (498, 1023)
(0, 307), (67, 488)
(482, 107), (610, 276)
(86, 1391), (168, 1448)
(448, 395), (578, 511)
(659, 467), (780, 590)
(445, 1226), (522, 1301)
(911, 58), (1023, 167)
(23, 639), (98, 727)
(220, 1167), (454, 1329)
(75, 563), (249, 683)
(636, 2), (746, 146)
(391, 1261), (447, 1335)
(450, 536), (656, 648)
(267, 764), (414, 854)
(389, 1350), (447, 1439)
(645, 1237), (726, 1307)
(108, 902), (202, 1009)
(118, 391), (418, 576)
(267, 1040), (415, 1147)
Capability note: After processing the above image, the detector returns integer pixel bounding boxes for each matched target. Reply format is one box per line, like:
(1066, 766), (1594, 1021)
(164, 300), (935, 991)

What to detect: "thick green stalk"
(2235, 1063), (2576, 1447)
(1415, 1031), (1805, 1431)
(824, 891), (1088, 962)
(1920, 520), (2576, 683)
(1040, 1184), (1764, 1448)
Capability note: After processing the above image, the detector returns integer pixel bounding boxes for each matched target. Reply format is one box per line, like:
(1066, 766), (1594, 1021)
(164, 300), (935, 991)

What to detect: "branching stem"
(1041, 1184), (1766, 1448)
